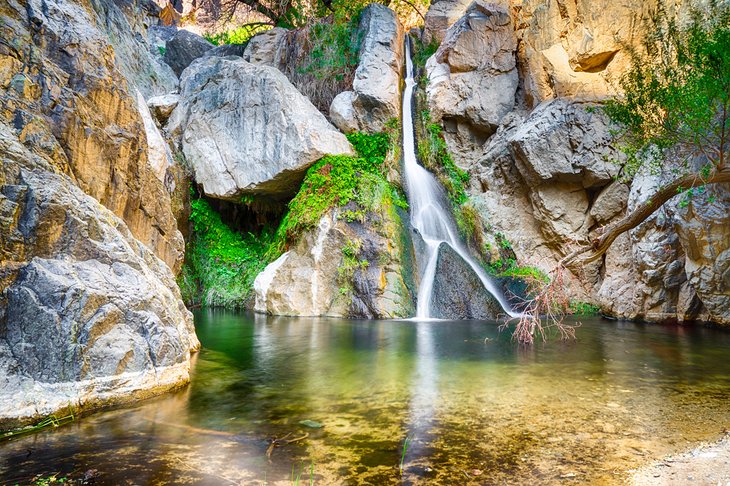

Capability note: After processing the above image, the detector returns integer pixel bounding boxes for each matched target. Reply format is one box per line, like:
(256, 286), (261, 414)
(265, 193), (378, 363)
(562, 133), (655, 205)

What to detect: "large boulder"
(163, 29), (214, 76)
(329, 4), (404, 133)
(509, 99), (620, 187)
(430, 243), (504, 319)
(425, 2), (518, 155)
(168, 56), (355, 200)
(1, 0), (185, 272)
(596, 166), (689, 321)
(0, 127), (199, 428)
(254, 207), (416, 319)
(423, 0), (475, 44)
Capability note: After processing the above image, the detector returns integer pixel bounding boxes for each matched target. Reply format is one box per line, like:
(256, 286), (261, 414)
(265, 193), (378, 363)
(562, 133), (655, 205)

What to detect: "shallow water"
(2, 311), (730, 484)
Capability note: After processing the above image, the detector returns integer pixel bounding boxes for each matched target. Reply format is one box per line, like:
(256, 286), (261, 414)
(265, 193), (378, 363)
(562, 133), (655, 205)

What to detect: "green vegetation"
(181, 197), (276, 308)
(158, 46), (166, 56)
(204, 23), (272, 45)
(2, 411), (75, 442)
(569, 301), (601, 316)
(300, 13), (361, 82)
(182, 131), (405, 309)
(284, 9), (362, 113)
(417, 110), (470, 206)
(338, 238), (368, 296)
(564, 0), (730, 266)
(271, 132), (402, 254)
(399, 435), (411, 475)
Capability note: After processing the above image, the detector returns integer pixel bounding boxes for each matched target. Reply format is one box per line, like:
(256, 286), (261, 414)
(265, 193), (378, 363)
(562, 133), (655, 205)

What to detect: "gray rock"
(423, 0), (474, 44)
(254, 208), (415, 319)
(168, 56), (354, 200)
(206, 43), (246, 58)
(672, 183), (730, 325)
(329, 4), (404, 133)
(0, 134), (198, 427)
(425, 2), (517, 151)
(147, 93), (181, 125)
(430, 243), (504, 319)
(591, 181), (629, 225)
(243, 27), (289, 69)
(509, 99), (620, 188)
(164, 29), (214, 76)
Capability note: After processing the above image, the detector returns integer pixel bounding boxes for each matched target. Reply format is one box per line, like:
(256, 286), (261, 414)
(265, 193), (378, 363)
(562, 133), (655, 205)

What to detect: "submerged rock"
(168, 56), (354, 200)
(430, 243), (504, 320)
(329, 4), (405, 133)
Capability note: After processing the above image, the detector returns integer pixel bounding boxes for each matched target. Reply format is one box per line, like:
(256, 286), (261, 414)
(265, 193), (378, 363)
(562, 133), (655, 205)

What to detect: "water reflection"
(2, 311), (730, 484)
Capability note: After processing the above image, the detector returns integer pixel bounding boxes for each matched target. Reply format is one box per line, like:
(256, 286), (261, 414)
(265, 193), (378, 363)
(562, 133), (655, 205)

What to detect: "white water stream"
(401, 39), (519, 319)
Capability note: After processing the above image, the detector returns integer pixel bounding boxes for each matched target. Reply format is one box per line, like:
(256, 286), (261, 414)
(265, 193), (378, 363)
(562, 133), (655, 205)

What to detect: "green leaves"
(603, 1), (730, 179)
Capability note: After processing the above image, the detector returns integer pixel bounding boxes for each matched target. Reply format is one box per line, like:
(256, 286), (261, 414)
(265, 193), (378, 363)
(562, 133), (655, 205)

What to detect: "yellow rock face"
(0, 0), (183, 273)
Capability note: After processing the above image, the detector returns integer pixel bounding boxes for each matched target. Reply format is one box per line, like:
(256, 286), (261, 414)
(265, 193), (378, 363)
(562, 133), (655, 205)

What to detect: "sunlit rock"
(329, 4), (405, 134)
(168, 56), (354, 200)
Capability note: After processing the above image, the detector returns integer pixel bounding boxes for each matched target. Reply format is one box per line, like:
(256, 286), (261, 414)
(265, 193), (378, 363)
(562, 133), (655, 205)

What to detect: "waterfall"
(401, 39), (519, 319)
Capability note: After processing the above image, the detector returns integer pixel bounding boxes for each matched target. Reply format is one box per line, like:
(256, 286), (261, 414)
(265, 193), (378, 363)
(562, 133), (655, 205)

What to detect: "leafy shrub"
(569, 301), (601, 316)
(204, 23), (271, 45)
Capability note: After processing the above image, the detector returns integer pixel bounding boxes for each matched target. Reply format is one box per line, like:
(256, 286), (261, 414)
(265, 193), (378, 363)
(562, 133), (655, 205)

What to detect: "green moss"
(300, 13), (361, 82)
(180, 197), (276, 308)
(269, 132), (404, 258)
(417, 110), (470, 206)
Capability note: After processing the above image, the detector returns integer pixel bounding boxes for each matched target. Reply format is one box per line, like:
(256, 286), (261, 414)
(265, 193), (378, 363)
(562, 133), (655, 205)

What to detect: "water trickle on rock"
(401, 38), (519, 319)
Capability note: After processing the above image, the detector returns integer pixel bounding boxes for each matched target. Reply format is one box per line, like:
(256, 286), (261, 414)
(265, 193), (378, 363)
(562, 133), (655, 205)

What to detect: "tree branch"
(560, 167), (730, 268)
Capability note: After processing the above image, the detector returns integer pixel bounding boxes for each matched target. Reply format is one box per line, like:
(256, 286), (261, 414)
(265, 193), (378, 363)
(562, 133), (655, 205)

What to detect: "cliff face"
(422, 0), (730, 326)
(1, 0), (182, 272)
(0, 0), (199, 427)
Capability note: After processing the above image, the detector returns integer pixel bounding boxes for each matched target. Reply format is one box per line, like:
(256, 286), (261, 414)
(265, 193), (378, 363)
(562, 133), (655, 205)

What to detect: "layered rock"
(168, 56), (354, 200)
(425, 2), (518, 160)
(430, 243), (504, 319)
(254, 208), (416, 319)
(1, 0), (185, 272)
(0, 125), (199, 428)
(329, 4), (405, 133)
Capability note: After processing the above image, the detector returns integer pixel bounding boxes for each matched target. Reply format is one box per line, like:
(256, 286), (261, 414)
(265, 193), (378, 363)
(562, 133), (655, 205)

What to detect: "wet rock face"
(329, 3), (405, 134)
(426, 2), (518, 155)
(430, 243), (504, 320)
(0, 128), (199, 428)
(168, 56), (354, 200)
(1, 0), (184, 272)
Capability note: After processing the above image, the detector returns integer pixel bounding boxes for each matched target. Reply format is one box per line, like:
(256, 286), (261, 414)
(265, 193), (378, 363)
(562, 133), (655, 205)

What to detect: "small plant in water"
(400, 435), (411, 475)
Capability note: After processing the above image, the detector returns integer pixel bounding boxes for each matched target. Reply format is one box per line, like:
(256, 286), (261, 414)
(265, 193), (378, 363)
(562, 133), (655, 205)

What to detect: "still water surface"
(2, 311), (730, 484)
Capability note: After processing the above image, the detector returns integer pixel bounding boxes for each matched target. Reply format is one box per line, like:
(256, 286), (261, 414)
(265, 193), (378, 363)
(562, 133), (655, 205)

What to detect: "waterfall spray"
(401, 38), (519, 319)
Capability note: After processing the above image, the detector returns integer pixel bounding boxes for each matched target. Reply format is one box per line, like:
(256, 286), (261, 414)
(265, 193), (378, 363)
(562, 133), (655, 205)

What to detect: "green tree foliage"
(563, 0), (730, 267)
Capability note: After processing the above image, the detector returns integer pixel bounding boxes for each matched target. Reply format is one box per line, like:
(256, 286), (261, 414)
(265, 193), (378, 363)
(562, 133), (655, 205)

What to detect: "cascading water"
(401, 39), (519, 320)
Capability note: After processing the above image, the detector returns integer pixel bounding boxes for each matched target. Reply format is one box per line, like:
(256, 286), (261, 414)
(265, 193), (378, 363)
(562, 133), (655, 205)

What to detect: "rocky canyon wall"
(421, 0), (730, 326)
(0, 0), (199, 427)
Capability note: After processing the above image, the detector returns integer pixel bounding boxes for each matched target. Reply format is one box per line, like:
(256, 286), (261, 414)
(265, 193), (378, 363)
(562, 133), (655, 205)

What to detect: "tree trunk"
(561, 167), (730, 268)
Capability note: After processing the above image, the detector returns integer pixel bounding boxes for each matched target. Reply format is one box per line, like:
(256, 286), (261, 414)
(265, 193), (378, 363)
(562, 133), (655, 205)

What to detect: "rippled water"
(2, 311), (730, 484)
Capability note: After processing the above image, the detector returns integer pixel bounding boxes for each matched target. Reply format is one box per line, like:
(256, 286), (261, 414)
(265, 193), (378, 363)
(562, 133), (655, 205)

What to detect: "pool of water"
(2, 311), (730, 484)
